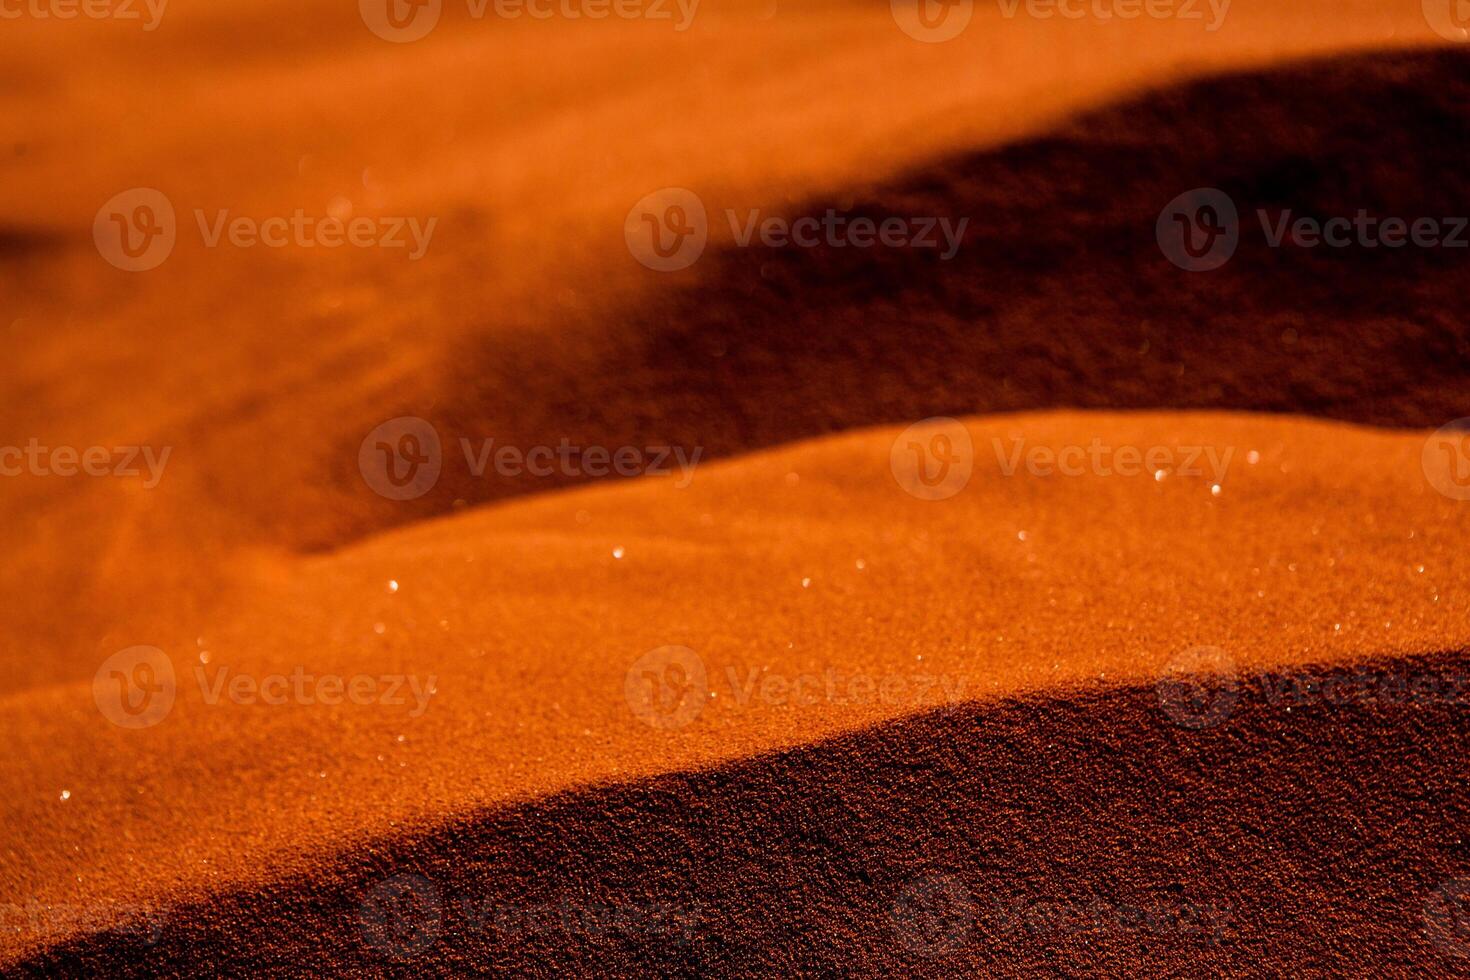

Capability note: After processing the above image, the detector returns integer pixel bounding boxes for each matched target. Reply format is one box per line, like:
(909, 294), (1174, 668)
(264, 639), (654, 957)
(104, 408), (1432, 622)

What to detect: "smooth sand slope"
(4, 412), (1469, 972)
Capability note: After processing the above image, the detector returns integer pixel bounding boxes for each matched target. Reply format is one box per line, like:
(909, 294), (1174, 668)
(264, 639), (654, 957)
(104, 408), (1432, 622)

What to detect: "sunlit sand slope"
(2, 411), (1466, 967)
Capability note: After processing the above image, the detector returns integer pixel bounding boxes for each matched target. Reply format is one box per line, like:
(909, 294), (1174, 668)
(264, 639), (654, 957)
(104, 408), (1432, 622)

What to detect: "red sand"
(5, 412), (1470, 969)
(3, 2), (1470, 973)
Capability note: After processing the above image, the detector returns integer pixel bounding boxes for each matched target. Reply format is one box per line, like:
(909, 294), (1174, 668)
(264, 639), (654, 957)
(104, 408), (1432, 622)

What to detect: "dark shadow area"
(22, 649), (1470, 976)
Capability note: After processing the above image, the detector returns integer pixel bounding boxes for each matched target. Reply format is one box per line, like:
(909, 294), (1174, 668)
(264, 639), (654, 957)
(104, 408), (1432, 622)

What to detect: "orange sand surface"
(0, 3), (1458, 685)
(4, 0), (1470, 971)
(4, 411), (1467, 963)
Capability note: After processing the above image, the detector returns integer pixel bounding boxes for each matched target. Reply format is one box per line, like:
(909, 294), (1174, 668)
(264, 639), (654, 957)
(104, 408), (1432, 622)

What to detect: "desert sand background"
(3, 0), (1470, 973)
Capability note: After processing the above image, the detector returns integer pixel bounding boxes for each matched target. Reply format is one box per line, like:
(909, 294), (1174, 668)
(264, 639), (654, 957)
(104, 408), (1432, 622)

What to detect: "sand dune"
(4, 2), (1470, 973)
(5, 47), (1469, 688)
(3, 412), (1467, 969)
(25, 649), (1470, 975)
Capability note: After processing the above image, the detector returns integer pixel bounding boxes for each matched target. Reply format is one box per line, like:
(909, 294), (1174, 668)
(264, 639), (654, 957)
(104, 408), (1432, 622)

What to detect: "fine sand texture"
(4, 412), (1470, 972)
(3, 0), (1470, 974)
